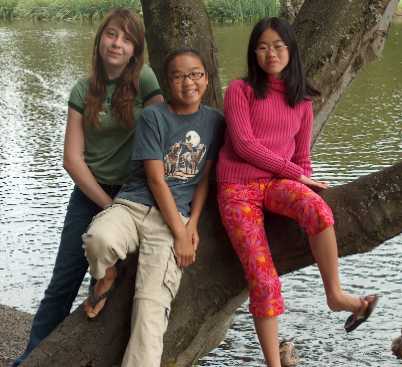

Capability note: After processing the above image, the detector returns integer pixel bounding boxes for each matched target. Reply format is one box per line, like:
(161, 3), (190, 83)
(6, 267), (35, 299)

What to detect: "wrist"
(187, 216), (199, 227)
(172, 225), (187, 239)
(103, 202), (113, 210)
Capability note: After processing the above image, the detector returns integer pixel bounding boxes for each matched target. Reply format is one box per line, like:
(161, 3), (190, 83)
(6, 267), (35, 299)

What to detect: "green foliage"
(205, 0), (280, 24)
(0, 0), (18, 20)
(0, 0), (280, 23)
(0, 0), (141, 21)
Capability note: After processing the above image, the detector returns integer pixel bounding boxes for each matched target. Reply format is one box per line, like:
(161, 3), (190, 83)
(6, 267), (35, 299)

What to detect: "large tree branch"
(293, 0), (399, 143)
(21, 162), (402, 367)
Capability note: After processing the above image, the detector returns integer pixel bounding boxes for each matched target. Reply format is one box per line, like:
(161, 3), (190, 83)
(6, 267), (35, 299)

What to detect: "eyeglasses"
(170, 71), (205, 83)
(255, 43), (288, 55)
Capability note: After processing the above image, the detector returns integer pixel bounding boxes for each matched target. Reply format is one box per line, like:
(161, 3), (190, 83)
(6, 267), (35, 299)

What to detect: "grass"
(205, 0), (280, 24)
(0, 0), (18, 20)
(0, 0), (279, 23)
(0, 0), (141, 21)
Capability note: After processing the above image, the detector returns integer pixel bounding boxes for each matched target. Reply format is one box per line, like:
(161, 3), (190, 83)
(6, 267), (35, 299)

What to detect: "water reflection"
(0, 19), (401, 367)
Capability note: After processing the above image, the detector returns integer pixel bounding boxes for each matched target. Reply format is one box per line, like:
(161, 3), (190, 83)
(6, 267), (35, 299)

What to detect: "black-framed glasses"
(170, 71), (205, 83)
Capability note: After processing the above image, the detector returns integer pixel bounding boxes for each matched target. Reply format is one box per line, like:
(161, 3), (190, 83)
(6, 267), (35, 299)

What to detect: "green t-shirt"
(68, 64), (161, 185)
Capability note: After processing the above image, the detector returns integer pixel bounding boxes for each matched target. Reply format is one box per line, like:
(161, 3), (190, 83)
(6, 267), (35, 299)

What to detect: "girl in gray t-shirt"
(82, 48), (223, 367)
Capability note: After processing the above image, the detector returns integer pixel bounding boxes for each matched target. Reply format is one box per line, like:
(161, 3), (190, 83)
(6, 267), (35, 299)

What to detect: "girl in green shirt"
(13, 8), (163, 366)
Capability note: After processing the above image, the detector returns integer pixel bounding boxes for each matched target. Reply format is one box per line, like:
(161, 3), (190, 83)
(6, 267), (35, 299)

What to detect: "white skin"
(98, 19), (136, 80)
(66, 18), (163, 317)
(85, 54), (213, 317)
(254, 28), (375, 367)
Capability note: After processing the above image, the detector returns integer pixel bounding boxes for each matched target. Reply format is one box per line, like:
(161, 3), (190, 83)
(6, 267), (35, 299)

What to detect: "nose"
(183, 75), (194, 84)
(266, 46), (277, 56)
(112, 35), (124, 47)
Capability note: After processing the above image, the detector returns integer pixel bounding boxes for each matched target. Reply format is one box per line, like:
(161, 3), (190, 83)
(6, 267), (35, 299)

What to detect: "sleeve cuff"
(68, 101), (84, 114)
(281, 161), (303, 180)
(143, 89), (162, 104)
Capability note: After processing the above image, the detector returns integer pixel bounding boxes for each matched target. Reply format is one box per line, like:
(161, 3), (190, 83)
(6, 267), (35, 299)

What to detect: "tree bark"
(294, 0), (399, 143)
(280, 0), (305, 22)
(21, 0), (401, 366)
(140, 0), (223, 108)
(21, 163), (402, 367)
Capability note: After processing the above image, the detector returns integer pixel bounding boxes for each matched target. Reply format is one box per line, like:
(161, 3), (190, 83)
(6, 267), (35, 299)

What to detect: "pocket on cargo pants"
(163, 249), (183, 301)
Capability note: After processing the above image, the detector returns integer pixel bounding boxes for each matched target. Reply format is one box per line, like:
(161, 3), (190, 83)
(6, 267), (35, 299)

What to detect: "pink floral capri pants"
(217, 179), (334, 318)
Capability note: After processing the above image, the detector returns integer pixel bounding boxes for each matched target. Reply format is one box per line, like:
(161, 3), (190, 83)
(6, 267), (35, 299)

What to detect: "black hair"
(245, 17), (319, 106)
(163, 47), (207, 80)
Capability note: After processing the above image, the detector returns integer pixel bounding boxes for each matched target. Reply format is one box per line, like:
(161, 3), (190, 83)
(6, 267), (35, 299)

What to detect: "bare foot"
(344, 295), (379, 332)
(326, 291), (368, 314)
(84, 266), (117, 319)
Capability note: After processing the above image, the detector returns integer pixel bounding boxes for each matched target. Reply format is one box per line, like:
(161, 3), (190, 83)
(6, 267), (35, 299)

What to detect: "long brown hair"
(85, 8), (145, 127)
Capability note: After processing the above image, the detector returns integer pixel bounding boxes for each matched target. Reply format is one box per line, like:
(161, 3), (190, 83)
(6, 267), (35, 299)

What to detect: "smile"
(108, 50), (122, 57)
(182, 90), (197, 96)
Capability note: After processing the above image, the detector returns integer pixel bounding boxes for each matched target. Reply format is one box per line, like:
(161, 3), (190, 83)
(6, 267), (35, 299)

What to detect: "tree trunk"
(140, 0), (223, 108)
(294, 0), (399, 143)
(280, 0), (305, 22)
(21, 0), (401, 366)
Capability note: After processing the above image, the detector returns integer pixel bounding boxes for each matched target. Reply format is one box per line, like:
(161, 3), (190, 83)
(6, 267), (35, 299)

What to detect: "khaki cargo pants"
(83, 198), (188, 367)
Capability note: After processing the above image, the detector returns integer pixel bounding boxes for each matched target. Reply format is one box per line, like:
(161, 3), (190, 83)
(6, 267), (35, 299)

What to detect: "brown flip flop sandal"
(84, 283), (115, 320)
(344, 294), (379, 333)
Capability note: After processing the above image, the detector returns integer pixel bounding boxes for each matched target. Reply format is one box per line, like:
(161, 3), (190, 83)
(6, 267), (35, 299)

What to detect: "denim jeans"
(12, 184), (121, 366)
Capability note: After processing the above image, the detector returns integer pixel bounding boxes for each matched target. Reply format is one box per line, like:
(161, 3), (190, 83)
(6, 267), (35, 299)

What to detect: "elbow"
(146, 175), (165, 190)
(63, 156), (73, 174)
(232, 140), (252, 161)
(63, 154), (81, 174)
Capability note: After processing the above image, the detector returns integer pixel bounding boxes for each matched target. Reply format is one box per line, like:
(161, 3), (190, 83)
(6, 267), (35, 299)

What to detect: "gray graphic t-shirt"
(117, 103), (224, 216)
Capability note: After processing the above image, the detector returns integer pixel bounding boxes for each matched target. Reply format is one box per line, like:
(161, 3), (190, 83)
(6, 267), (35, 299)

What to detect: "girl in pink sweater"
(217, 17), (378, 366)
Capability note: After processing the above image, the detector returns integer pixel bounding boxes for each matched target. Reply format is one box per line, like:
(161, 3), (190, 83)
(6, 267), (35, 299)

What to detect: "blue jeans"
(13, 184), (121, 366)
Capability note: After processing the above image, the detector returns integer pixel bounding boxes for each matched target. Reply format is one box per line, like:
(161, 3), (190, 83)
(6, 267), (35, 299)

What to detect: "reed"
(0, 0), (141, 21)
(205, 0), (280, 24)
(0, 0), (18, 20)
(0, 0), (279, 23)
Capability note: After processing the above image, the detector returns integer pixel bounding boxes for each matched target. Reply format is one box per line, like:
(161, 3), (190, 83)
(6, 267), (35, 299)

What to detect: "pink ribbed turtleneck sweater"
(217, 76), (313, 183)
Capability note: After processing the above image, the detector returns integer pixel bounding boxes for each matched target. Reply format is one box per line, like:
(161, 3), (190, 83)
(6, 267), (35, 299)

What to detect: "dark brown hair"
(245, 17), (319, 106)
(85, 8), (145, 127)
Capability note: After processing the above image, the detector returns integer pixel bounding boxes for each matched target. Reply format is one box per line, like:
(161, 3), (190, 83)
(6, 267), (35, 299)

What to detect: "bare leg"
(84, 265), (117, 318)
(254, 316), (281, 367)
(309, 226), (366, 314)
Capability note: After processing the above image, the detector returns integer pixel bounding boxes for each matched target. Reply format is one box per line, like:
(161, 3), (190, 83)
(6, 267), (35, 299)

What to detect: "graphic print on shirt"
(164, 130), (207, 181)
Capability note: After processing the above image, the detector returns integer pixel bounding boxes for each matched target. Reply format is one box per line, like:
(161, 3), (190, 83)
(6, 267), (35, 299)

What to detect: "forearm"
(188, 161), (212, 225)
(231, 135), (303, 179)
(147, 177), (186, 237)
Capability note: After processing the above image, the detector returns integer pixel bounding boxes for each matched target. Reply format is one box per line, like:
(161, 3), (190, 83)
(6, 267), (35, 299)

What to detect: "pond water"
(0, 20), (401, 367)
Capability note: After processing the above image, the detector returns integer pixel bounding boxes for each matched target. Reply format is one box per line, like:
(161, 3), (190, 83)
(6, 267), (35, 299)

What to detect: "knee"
(301, 197), (334, 235)
(82, 228), (115, 262)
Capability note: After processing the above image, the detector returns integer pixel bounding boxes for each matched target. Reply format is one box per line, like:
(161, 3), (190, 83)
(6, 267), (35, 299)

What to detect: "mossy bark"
(293, 0), (399, 143)
(280, 0), (305, 22)
(20, 0), (401, 366)
(140, 0), (223, 108)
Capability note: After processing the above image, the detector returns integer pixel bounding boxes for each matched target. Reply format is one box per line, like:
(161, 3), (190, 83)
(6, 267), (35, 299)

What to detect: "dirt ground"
(0, 305), (32, 367)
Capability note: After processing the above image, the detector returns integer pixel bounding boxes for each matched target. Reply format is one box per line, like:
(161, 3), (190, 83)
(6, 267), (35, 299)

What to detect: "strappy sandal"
(344, 294), (379, 333)
(84, 282), (115, 320)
